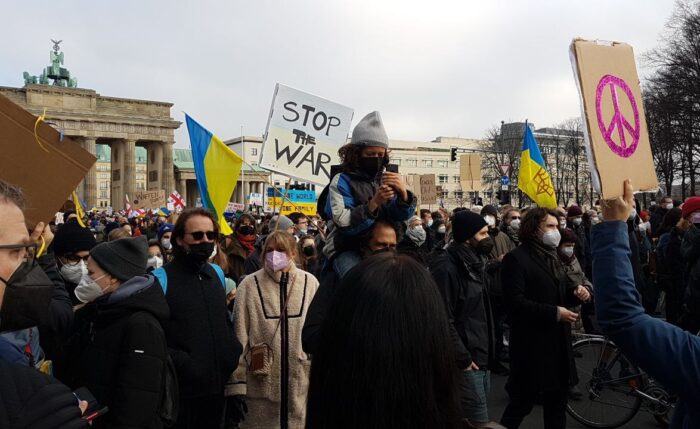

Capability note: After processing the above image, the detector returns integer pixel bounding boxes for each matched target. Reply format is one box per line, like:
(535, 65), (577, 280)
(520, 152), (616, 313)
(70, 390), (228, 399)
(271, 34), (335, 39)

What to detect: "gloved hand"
(224, 395), (248, 428)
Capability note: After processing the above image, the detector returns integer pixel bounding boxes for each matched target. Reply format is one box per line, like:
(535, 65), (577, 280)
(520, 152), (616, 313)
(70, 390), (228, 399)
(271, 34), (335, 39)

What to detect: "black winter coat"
(430, 243), (494, 369)
(0, 359), (88, 429)
(66, 276), (170, 428)
(163, 257), (242, 398)
(502, 243), (582, 392)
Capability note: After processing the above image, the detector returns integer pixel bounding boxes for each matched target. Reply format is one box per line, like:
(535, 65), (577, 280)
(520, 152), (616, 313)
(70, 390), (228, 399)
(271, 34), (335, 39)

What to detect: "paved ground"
(487, 372), (666, 428)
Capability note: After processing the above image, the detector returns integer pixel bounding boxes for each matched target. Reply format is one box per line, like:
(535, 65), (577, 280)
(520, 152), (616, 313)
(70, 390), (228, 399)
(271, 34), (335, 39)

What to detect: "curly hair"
(519, 208), (559, 244)
(338, 144), (391, 173)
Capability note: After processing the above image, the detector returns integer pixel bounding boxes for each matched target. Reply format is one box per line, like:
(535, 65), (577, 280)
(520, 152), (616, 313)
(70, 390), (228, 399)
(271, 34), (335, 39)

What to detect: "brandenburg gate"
(0, 41), (180, 208)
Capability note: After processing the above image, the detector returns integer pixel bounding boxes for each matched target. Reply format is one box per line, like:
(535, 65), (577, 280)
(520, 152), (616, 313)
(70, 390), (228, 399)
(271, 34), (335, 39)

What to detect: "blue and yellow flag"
(71, 191), (87, 228)
(185, 114), (243, 235)
(518, 124), (557, 208)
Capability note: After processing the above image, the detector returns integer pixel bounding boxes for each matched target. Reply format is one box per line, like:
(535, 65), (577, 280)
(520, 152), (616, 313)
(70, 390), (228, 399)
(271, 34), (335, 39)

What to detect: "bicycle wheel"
(566, 338), (644, 428)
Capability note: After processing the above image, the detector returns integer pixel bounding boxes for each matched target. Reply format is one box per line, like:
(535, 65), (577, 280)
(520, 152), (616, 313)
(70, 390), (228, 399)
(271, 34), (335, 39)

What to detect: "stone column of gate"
(162, 140), (175, 194)
(178, 179), (188, 206)
(123, 139), (137, 202)
(83, 137), (98, 208)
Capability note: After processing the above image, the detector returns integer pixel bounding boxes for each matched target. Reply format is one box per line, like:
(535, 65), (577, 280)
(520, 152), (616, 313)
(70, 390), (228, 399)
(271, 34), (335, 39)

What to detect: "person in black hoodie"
(429, 211), (499, 428)
(164, 208), (242, 429)
(65, 236), (169, 428)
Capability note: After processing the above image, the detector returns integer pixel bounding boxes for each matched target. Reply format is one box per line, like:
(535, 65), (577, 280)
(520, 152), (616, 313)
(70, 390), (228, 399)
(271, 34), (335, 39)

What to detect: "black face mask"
(302, 246), (315, 257)
(0, 261), (54, 333)
(239, 225), (255, 236)
(185, 242), (216, 266)
(358, 157), (385, 177)
(475, 237), (495, 255)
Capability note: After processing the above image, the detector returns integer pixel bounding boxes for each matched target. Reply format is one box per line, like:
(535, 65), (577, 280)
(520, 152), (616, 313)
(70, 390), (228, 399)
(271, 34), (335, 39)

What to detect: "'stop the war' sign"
(260, 84), (354, 185)
(570, 39), (658, 199)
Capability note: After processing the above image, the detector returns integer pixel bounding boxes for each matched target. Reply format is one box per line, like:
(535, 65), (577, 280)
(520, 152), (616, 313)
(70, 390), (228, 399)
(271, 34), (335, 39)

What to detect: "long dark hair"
(519, 207), (559, 244)
(658, 207), (682, 236)
(338, 143), (391, 174)
(306, 254), (460, 429)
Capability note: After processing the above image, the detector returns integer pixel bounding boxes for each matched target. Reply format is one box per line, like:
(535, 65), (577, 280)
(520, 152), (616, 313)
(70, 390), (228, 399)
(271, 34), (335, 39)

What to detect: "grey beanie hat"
(269, 215), (294, 232)
(90, 236), (148, 282)
(351, 111), (389, 148)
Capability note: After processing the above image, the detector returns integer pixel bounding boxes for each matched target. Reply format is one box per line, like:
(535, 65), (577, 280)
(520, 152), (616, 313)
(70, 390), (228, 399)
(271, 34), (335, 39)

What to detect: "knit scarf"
(236, 233), (256, 254)
(447, 241), (485, 279)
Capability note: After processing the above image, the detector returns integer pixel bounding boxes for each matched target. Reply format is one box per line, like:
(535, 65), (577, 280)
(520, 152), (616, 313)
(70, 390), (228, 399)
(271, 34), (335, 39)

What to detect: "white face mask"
(509, 219), (521, 231)
(147, 255), (163, 270)
(427, 219), (433, 227)
(591, 216), (600, 225)
(60, 260), (87, 284)
(559, 220), (567, 229)
(74, 272), (109, 304)
(665, 203), (674, 210)
(484, 215), (496, 227)
(437, 225), (447, 234)
(561, 246), (575, 258)
(572, 218), (583, 226)
(542, 229), (562, 248)
(161, 238), (172, 250)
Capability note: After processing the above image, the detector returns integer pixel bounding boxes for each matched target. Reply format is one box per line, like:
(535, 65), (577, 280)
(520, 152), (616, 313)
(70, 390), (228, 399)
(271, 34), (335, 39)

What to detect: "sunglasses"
(185, 231), (217, 241)
(63, 253), (90, 265)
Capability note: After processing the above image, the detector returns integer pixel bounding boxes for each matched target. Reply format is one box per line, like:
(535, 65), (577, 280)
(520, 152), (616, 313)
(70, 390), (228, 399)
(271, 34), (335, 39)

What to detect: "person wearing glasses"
(53, 219), (97, 304)
(162, 208), (242, 429)
(500, 208), (521, 247)
(0, 179), (89, 428)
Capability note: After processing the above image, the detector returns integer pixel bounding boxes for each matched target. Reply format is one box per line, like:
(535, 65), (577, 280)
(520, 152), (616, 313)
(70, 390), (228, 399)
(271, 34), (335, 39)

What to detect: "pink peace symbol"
(595, 74), (640, 158)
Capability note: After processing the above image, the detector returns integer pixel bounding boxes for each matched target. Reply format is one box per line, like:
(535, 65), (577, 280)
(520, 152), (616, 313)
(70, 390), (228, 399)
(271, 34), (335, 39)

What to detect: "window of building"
(437, 160), (448, 168)
(423, 159), (433, 168)
(440, 191), (449, 199)
(438, 174), (448, 184)
(392, 158), (402, 166)
(406, 159), (417, 167)
(453, 175), (460, 183)
(454, 191), (464, 199)
(99, 182), (108, 190)
(99, 191), (108, 199)
(251, 148), (258, 156)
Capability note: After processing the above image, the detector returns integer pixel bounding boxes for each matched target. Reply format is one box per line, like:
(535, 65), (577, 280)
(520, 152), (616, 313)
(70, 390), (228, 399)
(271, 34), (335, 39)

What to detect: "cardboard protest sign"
(460, 154), (482, 191)
(0, 93), (96, 226)
(419, 174), (437, 205)
(570, 39), (658, 199)
(132, 190), (166, 209)
(266, 187), (317, 216)
(260, 84), (354, 185)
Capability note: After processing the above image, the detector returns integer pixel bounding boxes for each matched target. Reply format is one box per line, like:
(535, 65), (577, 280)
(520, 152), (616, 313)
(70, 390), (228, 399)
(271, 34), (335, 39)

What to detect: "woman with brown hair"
(226, 231), (319, 428)
(297, 234), (319, 278)
(220, 213), (258, 282)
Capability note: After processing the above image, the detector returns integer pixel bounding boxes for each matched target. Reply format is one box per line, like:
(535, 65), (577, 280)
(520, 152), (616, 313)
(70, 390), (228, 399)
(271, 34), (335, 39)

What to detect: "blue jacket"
(592, 221), (700, 429)
(322, 171), (416, 258)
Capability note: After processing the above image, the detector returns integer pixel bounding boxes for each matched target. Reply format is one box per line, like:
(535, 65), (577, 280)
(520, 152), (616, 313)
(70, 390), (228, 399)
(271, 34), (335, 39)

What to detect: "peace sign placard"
(570, 39), (658, 199)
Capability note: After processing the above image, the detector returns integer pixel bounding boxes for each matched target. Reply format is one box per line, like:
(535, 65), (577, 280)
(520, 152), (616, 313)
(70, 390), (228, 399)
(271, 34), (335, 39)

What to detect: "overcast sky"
(0, 0), (675, 147)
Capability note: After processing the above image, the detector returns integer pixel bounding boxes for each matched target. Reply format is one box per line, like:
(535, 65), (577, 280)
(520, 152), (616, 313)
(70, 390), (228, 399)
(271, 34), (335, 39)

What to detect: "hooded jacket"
(65, 276), (170, 428)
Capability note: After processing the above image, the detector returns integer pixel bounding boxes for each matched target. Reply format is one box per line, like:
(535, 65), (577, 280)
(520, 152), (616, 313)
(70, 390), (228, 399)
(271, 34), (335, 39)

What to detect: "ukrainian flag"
(518, 124), (557, 208)
(72, 191), (87, 228)
(185, 114), (243, 235)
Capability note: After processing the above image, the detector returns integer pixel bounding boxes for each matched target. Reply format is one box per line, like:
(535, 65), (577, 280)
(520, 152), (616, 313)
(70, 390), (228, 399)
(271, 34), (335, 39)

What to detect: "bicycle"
(566, 333), (675, 428)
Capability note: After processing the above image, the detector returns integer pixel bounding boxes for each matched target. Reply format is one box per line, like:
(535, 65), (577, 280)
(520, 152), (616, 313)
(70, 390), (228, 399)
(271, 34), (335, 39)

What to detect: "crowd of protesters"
(1, 111), (699, 429)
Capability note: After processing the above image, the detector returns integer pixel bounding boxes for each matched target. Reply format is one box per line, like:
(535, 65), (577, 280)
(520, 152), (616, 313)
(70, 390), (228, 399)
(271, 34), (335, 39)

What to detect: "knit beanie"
(269, 215), (294, 232)
(567, 205), (583, 217)
(682, 197), (700, 219)
(351, 111), (389, 149)
(452, 211), (488, 243)
(90, 236), (148, 282)
(560, 228), (578, 244)
(480, 204), (499, 218)
(157, 223), (174, 241)
(53, 219), (97, 256)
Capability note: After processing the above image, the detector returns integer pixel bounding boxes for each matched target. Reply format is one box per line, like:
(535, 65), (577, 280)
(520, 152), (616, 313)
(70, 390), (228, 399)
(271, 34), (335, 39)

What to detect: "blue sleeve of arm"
(383, 190), (418, 221)
(592, 221), (700, 399)
(327, 174), (375, 236)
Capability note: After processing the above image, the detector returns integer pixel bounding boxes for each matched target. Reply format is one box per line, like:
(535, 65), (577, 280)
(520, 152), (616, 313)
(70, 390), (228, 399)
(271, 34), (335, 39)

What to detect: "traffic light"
(450, 147), (457, 162)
